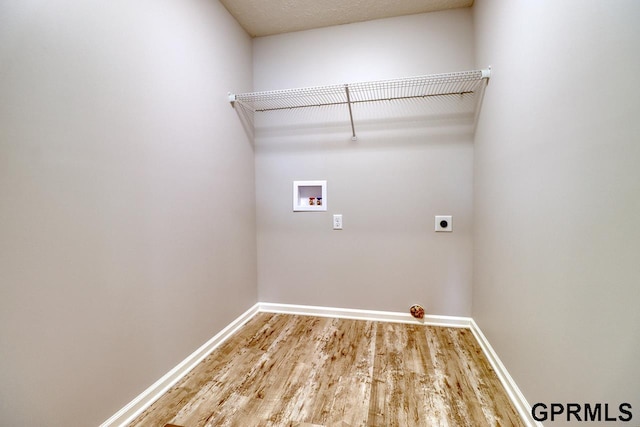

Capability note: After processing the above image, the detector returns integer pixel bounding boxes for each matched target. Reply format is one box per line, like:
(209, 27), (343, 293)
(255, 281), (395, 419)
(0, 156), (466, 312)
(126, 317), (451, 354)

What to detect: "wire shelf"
(229, 68), (490, 139)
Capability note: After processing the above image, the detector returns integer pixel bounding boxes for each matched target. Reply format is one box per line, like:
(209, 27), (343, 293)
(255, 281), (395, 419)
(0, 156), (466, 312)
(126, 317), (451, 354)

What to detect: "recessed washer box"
(293, 180), (327, 211)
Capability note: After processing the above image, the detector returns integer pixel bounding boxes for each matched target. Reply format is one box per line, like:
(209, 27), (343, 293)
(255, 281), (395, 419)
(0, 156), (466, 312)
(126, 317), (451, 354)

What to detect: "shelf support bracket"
(344, 84), (357, 141)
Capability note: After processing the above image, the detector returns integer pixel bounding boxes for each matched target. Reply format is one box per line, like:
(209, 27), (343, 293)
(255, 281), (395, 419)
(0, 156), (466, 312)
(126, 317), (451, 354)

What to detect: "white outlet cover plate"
(435, 215), (452, 232)
(333, 214), (343, 230)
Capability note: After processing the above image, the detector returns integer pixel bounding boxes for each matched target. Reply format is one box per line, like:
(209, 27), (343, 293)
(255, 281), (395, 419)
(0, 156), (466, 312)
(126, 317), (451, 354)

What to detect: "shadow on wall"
(232, 100), (256, 143)
(246, 96), (477, 153)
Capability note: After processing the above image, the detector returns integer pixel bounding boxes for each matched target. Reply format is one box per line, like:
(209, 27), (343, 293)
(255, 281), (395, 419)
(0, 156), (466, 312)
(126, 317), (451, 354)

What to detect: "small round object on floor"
(410, 304), (425, 319)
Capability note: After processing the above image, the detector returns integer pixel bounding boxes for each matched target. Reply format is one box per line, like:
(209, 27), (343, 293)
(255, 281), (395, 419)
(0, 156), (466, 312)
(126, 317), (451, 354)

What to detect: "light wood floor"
(130, 313), (524, 427)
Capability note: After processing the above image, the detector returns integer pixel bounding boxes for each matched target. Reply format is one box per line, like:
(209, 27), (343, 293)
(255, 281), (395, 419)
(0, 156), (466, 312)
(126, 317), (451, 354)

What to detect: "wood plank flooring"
(130, 313), (524, 427)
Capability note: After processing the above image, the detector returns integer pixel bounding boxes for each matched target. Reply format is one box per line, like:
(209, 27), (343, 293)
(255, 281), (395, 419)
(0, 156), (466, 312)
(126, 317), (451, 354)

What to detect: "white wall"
(0, 1), (256, 425)
(254, 10), (476, 315)
(472, 1), (640, 424)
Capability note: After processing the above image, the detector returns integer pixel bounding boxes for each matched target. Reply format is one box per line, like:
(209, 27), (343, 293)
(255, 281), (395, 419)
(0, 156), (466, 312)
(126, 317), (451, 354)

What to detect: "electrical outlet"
(333, 214), (343, 230)
(435, 215), (452, 232)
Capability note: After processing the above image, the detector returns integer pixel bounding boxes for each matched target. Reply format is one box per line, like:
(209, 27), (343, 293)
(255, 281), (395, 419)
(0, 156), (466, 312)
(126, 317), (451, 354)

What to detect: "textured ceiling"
(220, 0), (474, 37)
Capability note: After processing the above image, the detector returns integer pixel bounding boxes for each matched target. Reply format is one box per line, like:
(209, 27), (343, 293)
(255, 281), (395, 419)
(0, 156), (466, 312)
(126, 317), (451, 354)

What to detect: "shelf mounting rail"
(229, 68), (491, 141)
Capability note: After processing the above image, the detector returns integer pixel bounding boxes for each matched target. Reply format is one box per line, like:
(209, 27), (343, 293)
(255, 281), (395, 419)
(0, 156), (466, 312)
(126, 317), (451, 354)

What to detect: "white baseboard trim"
(469, 319), (541, 427)
(100, 303), (260, 427)
(258, 302), (472, 328)
(101, 302), (536, 427)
